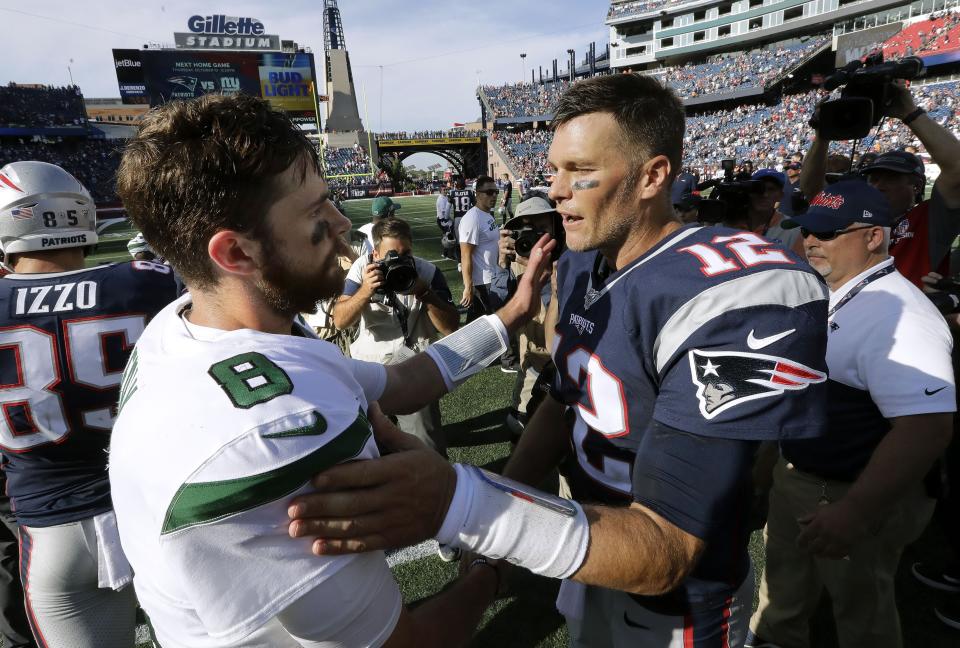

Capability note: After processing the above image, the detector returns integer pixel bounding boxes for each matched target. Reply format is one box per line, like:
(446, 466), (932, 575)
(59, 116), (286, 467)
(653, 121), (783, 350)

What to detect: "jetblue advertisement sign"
(174, 15), (280, 51)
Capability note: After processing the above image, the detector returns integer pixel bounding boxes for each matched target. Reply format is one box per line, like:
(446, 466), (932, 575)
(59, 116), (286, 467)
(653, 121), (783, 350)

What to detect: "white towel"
(94, 510), (133, 590)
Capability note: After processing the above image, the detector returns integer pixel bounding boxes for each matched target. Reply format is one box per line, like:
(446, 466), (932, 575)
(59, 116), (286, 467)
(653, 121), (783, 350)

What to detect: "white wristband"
(436, 464), (590, 580)
(425, 315), (510, 390)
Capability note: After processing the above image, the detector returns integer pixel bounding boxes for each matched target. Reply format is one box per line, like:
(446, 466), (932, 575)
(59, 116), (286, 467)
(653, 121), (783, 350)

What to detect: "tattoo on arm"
(572, 180), (599, 191)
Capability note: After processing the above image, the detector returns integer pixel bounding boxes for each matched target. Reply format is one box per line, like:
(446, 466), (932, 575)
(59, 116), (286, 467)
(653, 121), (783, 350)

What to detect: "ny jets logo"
(689, 349), (826, 420)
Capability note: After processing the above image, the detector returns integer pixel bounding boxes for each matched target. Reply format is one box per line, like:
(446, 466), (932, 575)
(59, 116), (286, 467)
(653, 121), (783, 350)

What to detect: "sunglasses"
(800, 224), (875, 241)
(478, 189), (500, 196)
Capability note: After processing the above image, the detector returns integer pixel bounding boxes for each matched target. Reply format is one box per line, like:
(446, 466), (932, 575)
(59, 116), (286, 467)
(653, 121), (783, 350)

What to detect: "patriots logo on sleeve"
(689, 349), (826, 420)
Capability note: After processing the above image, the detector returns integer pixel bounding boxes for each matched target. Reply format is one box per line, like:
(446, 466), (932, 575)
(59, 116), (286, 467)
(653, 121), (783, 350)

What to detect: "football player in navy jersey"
(0, 161), (178, 647)
(290, 75), (831, 647)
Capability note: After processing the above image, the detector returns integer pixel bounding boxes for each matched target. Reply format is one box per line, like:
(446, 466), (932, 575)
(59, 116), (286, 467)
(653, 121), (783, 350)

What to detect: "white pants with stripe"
(20, 518), (137, 648)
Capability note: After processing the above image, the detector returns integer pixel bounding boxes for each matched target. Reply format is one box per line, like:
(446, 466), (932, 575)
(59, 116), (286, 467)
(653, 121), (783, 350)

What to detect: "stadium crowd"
(480, 37), (824, 118)
(322, 144), (374, 177)
(6, 16), (960, 648)
(0, 140), (121, 202)
(376, 129), (473, 140)
(883, 8), (960, 58)
(482, 80), (570, 119)
(0, 85), (86, 128)
(607, 0), (671, 20)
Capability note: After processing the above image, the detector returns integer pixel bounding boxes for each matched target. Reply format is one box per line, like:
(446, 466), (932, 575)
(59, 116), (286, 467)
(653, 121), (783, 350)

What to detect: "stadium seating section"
(0, 85), (87, 128)
(0, 141), (121, 202)
(323, 145), (373, 177)
(493, 81), (960, 180)
(607, 0), (671, 20)
(882, 10), (960, 59)
(480, 37), (827, 119)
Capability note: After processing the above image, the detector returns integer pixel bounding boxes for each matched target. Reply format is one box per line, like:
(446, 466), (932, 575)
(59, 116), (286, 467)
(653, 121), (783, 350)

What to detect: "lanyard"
(828, 264), (895, 319)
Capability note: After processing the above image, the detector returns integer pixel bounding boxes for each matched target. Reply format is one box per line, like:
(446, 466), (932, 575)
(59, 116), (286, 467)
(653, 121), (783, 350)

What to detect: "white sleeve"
(346, 256), (366, 284)
(278, 551), (402, 647)
(859, 310), (956, 418)
(159, 410), (382, 643)
(460, 210), (480, 245)
(347, 358), (388, 402)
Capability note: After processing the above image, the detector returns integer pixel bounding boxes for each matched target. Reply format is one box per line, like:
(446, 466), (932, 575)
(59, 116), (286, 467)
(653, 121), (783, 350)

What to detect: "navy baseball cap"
(752, 169), (786, 186)
(783, 180), (893, 231)
(859, 150), (925, 180)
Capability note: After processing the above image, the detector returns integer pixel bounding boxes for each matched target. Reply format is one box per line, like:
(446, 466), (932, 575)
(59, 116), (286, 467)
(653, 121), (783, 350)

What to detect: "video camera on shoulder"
(374, 250), (418, 294)
(696, 158), (764, 225)
(817, 54), (925, 141)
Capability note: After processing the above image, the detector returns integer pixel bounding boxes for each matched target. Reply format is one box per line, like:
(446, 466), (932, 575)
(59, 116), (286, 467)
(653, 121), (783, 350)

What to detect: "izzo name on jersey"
(13, 281), (98, 316)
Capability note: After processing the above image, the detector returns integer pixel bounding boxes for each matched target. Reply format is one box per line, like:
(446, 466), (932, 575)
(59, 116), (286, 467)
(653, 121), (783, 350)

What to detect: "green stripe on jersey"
(161, 411), (371, 535)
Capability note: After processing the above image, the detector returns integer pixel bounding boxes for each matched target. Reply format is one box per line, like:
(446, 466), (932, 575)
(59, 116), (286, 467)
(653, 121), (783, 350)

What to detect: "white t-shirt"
(109, 295), (401, 647)
(458, 206), (500, 286)
(357, 222), (375, 257)
(827, 258), (955, 418)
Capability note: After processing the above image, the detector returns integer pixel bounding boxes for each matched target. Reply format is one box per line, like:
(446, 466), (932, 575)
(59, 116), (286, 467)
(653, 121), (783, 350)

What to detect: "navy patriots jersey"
(551, 224), (829, 603)
(0, 261), (177, 527)
(449, 189), (475, 219)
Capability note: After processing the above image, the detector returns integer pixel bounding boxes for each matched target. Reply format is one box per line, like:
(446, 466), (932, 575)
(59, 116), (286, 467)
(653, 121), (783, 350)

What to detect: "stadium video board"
(112, 49), (319, 124)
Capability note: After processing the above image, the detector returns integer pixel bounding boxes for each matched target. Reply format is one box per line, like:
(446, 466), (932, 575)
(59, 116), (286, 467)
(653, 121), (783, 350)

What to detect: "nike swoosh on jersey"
(261, 411), (327, 439)
(746, 328), (796, 350)
(161, 412), (369, 535)
(622, 611), (650, 630)
(925, 386), (948, 396)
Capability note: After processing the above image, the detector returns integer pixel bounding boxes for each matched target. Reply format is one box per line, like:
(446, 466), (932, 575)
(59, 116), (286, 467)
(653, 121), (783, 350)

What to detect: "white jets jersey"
(109, 295), (400, 647)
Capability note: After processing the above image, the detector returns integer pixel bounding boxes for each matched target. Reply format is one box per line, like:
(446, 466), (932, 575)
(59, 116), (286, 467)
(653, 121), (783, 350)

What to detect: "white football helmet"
(0, 161), (98, 256)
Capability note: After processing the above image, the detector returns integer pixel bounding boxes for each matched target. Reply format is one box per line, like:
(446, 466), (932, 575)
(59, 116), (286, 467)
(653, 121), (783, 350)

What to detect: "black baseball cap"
(859, 150), (925, 180)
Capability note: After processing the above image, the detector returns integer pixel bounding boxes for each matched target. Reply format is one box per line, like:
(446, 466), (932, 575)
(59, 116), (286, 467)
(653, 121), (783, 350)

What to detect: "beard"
(256, 233), (345, 318)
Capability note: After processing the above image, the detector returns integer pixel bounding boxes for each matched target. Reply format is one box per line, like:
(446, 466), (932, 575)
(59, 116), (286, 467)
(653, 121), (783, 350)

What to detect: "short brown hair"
(372, 217), (412, 247)
(116, 93), (319, 288)
(552, 75), (685, 183)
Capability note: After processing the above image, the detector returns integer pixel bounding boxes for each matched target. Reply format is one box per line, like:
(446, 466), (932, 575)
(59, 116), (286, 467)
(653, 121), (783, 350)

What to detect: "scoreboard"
(112, 49), (319, 124)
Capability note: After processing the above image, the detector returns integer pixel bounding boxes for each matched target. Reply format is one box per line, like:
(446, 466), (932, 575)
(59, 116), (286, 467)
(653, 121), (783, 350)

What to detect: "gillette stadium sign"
(174, 15), (280, 51)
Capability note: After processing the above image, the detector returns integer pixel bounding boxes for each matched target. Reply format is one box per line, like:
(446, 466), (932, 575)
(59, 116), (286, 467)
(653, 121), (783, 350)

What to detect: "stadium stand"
(0, 85), (86, 128)
(658, 36), (828, 99)
(480, 36), (826, 118)
(377, 129), (473, 139)
(607, 0), (671, 20)
(491, 80), (960, 180)
(323, 144), (374, 177)
(0, 140), (121, 202)
(881, 9), (960, 58)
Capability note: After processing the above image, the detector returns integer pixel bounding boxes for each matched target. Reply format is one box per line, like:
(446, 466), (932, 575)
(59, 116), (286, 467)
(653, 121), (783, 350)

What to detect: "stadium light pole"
(67, 58), (74, 86)
(520, 53), (526, 84)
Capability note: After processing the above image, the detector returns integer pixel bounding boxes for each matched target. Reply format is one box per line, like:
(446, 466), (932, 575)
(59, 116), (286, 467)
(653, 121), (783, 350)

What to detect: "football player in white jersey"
(109, 93), (555, 647)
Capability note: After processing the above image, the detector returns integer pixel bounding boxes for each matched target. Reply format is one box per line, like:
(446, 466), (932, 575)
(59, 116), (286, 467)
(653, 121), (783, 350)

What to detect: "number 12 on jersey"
(679, 232), (793, 277)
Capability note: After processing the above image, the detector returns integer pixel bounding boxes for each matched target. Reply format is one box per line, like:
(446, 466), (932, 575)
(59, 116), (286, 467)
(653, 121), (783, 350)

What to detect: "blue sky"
(0, 1), (610, 132)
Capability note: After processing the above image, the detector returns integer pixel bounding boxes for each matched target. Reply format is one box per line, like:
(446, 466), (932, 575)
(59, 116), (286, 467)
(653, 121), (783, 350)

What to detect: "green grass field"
(88, 195), (957, 647)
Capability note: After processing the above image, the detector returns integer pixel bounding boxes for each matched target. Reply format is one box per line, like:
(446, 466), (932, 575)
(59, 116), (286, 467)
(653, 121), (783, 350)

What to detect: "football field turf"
(89, 194), (956, 647)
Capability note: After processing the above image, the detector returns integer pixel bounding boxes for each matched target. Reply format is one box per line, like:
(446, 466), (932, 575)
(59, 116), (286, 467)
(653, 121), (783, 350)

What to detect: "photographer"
(459, 175), (501, 320)
(495, 194), (561, 438)
(333, 217), (459, 455)
(749, 181), (955, 648)
(801, 80), (960, 286)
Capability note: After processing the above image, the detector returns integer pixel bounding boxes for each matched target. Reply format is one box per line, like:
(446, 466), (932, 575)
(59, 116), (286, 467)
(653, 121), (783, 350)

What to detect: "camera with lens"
(509, 227), (548, 258)
(817, 54), (925, 141)
(374, 250), (418, 294)
(696, 159), (765, 225)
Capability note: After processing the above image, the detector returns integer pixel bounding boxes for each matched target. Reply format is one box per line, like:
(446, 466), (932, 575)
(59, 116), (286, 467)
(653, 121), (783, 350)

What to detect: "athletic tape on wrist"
(436, 464), (590, 580)
(425, 315), (509, 390)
